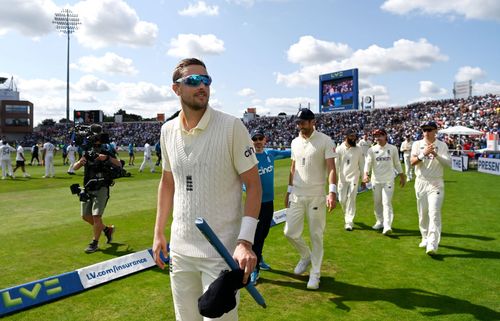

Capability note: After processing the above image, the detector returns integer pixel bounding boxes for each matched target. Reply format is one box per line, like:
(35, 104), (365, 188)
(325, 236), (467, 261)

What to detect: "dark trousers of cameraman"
(252, 201), (274, 273)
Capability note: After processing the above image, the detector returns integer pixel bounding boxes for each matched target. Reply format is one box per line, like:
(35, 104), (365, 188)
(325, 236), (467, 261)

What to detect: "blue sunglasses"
(175, 74), (212, 87)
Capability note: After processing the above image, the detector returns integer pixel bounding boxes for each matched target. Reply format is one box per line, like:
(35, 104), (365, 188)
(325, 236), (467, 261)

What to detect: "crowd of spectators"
(16, 94), (500, 153)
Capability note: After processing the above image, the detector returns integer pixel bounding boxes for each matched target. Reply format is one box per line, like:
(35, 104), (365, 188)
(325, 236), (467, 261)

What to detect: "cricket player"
(335, 129), (365, 231)
(358, 133), (372, 157)
(42, 140), (56, 178)
(284, 108), (337, 290)
(410, 121), (451, 255)
(0, 141), (16, 179)
(363, 128), (406, 235)
(400, 135), (414, 181)
(139, 142), (155, 173)
(152, 58), (261, 320)
(67, 142), (78, 175)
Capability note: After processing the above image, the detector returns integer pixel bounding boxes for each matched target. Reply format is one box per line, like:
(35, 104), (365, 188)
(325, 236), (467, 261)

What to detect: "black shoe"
(85, 241), (99, 253)
(104, 225), (115, 244)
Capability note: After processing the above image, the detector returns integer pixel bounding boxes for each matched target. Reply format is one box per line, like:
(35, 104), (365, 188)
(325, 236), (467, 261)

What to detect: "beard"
(347, 139), (357, 147)
(181, 93), (209, 111)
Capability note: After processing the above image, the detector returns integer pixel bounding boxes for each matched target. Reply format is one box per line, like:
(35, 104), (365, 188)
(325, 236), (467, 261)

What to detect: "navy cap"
(296, 108), (315, 120)
(251, 129), (265, 139)
(344, 128), (357, 136)
(421, 121), (438, 130)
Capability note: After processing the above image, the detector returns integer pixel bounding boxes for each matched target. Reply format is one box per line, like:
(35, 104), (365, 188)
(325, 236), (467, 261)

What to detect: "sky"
(1, 0), (499, 126)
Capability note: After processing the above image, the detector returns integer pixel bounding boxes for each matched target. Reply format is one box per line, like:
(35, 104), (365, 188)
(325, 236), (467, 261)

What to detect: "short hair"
(172, 58), (207, 83)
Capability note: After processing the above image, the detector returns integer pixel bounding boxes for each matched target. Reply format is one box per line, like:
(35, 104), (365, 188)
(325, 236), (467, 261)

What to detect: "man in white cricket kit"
(335, 129), (365, 231)
(139, 142), (155, 173)
(358, 133), (372, 158)
(363, 128), (406, 235)
(42, 140), (56, 178)
(67, 142), (78, 175)
(284, 108), (337, 290)
(0, 141), (16, 179)
(152, 58), (261, 321)
(411, 121), (451, 256)
(400, 135), (414, 181)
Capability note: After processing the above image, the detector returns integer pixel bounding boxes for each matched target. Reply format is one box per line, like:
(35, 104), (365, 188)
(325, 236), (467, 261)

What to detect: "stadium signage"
(477, 157), (500, 176)
(451, 156), (463, 172)
(0, 249), (164, 317)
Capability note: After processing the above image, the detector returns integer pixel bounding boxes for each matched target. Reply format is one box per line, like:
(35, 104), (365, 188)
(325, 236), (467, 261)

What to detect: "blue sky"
(1, 0), (499, 125)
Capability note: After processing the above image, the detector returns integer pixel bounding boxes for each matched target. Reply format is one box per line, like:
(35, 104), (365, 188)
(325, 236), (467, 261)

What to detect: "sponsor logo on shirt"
(258, 165), (274, 175)
(244, 146), (255, 157)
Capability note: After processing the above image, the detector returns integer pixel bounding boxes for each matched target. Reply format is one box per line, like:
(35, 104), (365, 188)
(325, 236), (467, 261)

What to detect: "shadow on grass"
(99, 242), (136, 256)
(355, 222), (495, 242)
(431, 244), (500, 260)
(263, 269), (500, 321)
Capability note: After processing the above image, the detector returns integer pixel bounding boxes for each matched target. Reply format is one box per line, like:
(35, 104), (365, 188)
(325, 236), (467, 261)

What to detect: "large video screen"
(74, 110), (103, 124)
(319, 69), (358, 112)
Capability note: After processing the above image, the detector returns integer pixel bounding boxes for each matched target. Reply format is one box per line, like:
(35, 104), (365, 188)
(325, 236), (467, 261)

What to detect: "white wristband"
(418, 153), (425, 161)
(287, 185), (293, 193)
(329, 184), (337, 194)
(237, 216), (258, 245)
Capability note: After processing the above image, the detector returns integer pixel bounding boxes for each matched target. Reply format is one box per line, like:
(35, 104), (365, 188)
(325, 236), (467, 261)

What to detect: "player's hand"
(96, 154), (108, 162)
(326, 193), (336, 212)
(233, 241), (257, 284)
(152, 234), (169, 270)
(399, 175), (406, 188)
(363, 174), (370, 183)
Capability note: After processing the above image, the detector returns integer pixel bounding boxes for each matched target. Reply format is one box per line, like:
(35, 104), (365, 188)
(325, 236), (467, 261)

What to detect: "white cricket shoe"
(426, 248), (437, 256)
(419, 239), (427, 248)
(344, 223), (353, 231)
(372, 222), (383, 230)
(382, 227), (392, 235)
(293, 257), (311, 275)
(307, 274), (320, 290)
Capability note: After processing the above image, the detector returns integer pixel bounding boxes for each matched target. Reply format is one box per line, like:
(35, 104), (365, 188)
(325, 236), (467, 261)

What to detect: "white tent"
(438, 126), (483, 135)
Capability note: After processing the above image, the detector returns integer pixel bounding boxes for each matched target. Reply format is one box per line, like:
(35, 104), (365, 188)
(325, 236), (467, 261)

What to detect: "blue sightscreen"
(319, 68), (359, 113)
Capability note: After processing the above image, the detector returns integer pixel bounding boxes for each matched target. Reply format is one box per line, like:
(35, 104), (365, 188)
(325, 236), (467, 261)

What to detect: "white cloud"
(264, 97), (316, 114)
(72, 92), (99, 103)
(359, 80), (390, 107)
(75, 75), (110, 92)
(167, 34), (225, 58)
(0, 0), (58, 37)
(115, 81), (174, 103)
(455, 66), (486, 82)
(74, 0), (158, 49)
(419, 80), (447, 96)
(179, 1), (219, 16)
(237, 88), (256, 96)
(225, 0), (256, 7)
(381, 0), (500, 22)
(277, 38), (447, 87)
(72, 52), (138, 75)
(287, 36), (352, 65)
(473, 81), (500, 96)
(17, 77), (66, 92)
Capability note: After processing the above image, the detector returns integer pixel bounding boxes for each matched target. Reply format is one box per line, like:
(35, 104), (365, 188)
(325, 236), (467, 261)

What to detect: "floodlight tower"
(53, 9), (81, 123)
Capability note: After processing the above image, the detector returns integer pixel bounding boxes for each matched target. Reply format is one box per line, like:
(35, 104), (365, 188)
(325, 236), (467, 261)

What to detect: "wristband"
(287, 185), (293, 193)
(417, 153), (425, 161)
(237, 216), (258, 245)
(329, 183), (337, 194)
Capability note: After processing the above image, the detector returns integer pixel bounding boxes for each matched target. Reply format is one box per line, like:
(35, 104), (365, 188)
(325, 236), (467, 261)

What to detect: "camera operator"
(73, 128), (122, 253)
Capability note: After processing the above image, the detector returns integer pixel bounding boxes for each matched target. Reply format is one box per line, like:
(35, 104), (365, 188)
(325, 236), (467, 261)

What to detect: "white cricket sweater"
(162, 108), (249, 258)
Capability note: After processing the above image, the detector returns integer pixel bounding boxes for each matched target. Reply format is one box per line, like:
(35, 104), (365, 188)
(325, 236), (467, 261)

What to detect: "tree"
(41, 119), (56, 126)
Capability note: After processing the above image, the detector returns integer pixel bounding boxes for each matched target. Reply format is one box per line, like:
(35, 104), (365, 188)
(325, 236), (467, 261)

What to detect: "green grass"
(1, 154), (499, 320)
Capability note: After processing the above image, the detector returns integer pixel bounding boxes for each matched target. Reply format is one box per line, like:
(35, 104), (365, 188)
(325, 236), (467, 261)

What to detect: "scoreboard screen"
(74, 110), (103, 124)
(319, 68), (359, 112)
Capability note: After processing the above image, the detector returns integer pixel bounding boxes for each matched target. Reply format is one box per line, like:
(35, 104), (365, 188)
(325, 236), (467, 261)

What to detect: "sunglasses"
(175, 74), (212, 87)
(252, 136), (264, 141)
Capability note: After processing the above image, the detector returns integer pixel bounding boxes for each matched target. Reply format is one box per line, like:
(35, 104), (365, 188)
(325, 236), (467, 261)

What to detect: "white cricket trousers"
(372, 182), (395, 230)
(415, 178), (445, 251)
(403, 154), (413, 180)
(284, 194), (326, 276)
(139, 156), (154, 172)
(169, 251), (239, 321)
(44, 155), (54, 177)
(338, 180), (358, 225)
(1, 159), (13, 177)
(68, 155), (76, 173)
